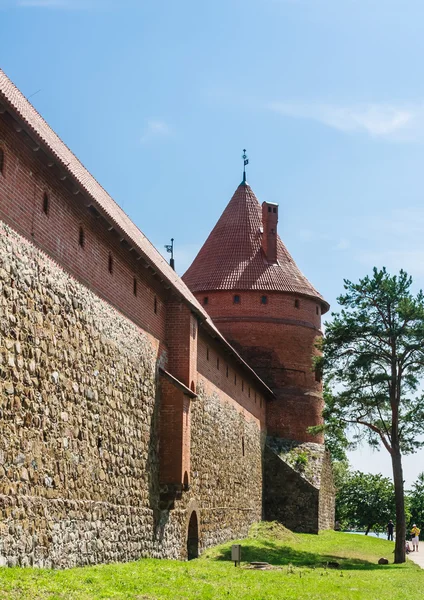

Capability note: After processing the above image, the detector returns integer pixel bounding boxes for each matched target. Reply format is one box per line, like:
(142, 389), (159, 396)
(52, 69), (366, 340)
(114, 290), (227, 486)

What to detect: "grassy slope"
(0, 530), (422, 600)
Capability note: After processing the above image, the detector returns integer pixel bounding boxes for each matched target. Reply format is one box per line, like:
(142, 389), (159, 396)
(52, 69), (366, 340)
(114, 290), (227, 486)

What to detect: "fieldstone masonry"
(264, 438), (335, 534)
(0, 221), (265, 566)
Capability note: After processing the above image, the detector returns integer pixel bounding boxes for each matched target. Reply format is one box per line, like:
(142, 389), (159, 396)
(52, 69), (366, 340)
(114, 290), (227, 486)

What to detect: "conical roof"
(182, 182), (329, 312)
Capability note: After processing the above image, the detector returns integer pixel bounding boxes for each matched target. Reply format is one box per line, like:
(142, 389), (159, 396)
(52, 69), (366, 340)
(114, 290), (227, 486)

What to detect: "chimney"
(262, 202), (279, 264)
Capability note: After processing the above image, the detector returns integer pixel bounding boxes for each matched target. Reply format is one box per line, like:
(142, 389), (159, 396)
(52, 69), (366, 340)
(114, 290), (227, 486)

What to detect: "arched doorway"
(187, 511), (199, 560)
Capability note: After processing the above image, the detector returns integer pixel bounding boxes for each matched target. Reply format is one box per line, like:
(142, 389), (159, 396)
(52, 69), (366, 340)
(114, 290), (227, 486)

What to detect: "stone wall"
(188, 377), (264, 552)
(0, 220), (188, 567)
(0, 220), (266, 566)
(263, 439), (334, 534)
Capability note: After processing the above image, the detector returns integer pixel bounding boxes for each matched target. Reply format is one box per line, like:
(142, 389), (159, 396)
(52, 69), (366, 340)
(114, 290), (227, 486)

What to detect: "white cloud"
(268, 102), (423, 140)
(140, 119), (172, 144)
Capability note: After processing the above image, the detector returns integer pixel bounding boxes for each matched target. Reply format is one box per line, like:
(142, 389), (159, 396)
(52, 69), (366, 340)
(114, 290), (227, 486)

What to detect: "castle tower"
(183, 176), (329, 445)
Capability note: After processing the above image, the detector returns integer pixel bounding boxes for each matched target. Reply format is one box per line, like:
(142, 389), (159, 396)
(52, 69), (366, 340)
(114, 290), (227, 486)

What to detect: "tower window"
(133, 277), (137, 296)
(216, 357), (220, 370)
(226, 365), (229, 378)
(294, 299), (300, 309)
(206, 347), (209, 361)
(108, 253), (113, 274)
(268, 206), (272, 212)
(261, 295), (268, 305)
(42, 192), (49, 215)
(315, 364), (322, 383)
(242, 380), (244, 392)
(316, 306), (320, 315)
(234, 374), (237, 385)
(154, 296), (158, 314)
(273, 207), (277, 213)
(203, 296), (209, 305)
(233, 295), (240, 304)
(78, 227), (85, 248)
(248, 387), (251, 398)
(0, 148), (4, 175)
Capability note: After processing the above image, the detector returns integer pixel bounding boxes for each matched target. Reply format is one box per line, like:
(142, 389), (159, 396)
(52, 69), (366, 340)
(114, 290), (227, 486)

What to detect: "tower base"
(263, 438), (335, 533)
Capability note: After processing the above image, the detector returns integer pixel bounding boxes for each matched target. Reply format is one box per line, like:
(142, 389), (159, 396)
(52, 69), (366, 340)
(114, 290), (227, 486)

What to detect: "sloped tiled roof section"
(183, 182), (329, 312)
(0, 69), (274, 397)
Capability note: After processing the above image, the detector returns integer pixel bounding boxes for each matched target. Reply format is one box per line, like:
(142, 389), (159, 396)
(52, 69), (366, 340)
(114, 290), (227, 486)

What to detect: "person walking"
(410, 524), (420, 552)
(387, 520), (394, 541)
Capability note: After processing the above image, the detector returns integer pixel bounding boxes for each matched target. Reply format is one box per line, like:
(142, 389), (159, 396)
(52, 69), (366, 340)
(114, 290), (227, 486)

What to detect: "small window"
(233, 294), (240, 304)
(78, 226), (85, 248)
(226, 365), (229, 378)
(242, 436), (245, 457)
(42, 192), (49, 215)
(268, 206), (271, 213)
(133, 277), (137, 296)
(315, 365), (322, 383)
(273, 207), (277, 213)
(261, 295), (268, 305)
(294, 299), (300, 309)
(0, 148), (4, 175)
(255, 392), (257, 404)
(316, 306), (320, 315)
(234, 374), (237, 385)
(206, 347), (209, 361)
(248, 387), (251, 398)
(154, 296), (158, 314)
(108, 253), (113, 274)
(216, 357), (220, 370)
(203, 296), (209, 305)
(242, 380), (244, 392)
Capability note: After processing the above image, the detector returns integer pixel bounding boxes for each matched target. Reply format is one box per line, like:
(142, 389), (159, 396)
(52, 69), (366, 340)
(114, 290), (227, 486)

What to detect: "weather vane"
(164, 238), (175, 271)
(242, 149), (249, 183)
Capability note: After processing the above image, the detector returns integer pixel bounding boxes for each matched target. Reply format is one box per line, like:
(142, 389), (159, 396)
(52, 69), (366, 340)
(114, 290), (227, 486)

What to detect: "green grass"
(0, 527), (422, 600)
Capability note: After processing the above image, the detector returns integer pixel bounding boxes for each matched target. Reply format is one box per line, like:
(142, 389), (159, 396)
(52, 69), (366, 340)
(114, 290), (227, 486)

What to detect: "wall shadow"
(212, 540), (389, 571)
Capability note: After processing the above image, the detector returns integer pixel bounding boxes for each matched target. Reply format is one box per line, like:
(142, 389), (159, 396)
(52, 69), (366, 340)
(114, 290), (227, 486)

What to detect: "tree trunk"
(365, 525), (371, 535)
(392, 449), (406, 563)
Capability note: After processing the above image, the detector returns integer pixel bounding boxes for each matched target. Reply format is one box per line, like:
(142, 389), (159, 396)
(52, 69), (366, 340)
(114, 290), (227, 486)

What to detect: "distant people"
(387, 520), (394, 541)
(411, 524), (420, 552)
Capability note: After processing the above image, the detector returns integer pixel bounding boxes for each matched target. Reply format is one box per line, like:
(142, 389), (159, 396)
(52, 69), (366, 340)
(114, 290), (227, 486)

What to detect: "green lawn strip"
(0, 531), (422, 600)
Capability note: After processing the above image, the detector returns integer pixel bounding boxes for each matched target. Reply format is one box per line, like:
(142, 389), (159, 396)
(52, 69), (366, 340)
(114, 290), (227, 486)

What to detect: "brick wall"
(0, 112), (275, 566)
(0, 117), (167, 344)
(194, 290), (324, 443)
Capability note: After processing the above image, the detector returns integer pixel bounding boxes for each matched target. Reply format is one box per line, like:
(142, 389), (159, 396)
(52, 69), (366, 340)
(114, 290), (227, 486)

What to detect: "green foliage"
(336, 470), (396, 533)
(0, 531), (419, 600)
(407, 471), (424, 528)
(319, 267), (424, 562)
(319, 268), (424, 455)
(295, 450), (308, 469)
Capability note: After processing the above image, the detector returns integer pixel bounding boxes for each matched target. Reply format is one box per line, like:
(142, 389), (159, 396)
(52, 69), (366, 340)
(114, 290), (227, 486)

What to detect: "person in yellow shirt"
(411, 524), (420, 552)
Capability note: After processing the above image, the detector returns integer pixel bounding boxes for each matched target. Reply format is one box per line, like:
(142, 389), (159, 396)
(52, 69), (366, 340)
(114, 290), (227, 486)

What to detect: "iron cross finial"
(242, 149), (249, 183)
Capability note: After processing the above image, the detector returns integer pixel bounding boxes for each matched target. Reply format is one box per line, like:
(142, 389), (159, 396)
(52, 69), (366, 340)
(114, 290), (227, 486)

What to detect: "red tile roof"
(0, 68), (274, 397)
(183, 182), (329, 311)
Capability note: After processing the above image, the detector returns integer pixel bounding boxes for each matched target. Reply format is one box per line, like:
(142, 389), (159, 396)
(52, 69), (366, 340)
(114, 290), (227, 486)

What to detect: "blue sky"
(2, 0), (424, 486)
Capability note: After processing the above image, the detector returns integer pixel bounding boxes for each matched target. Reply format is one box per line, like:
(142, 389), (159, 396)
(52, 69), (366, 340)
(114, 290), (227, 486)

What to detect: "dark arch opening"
(187, 511), (199, 560)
